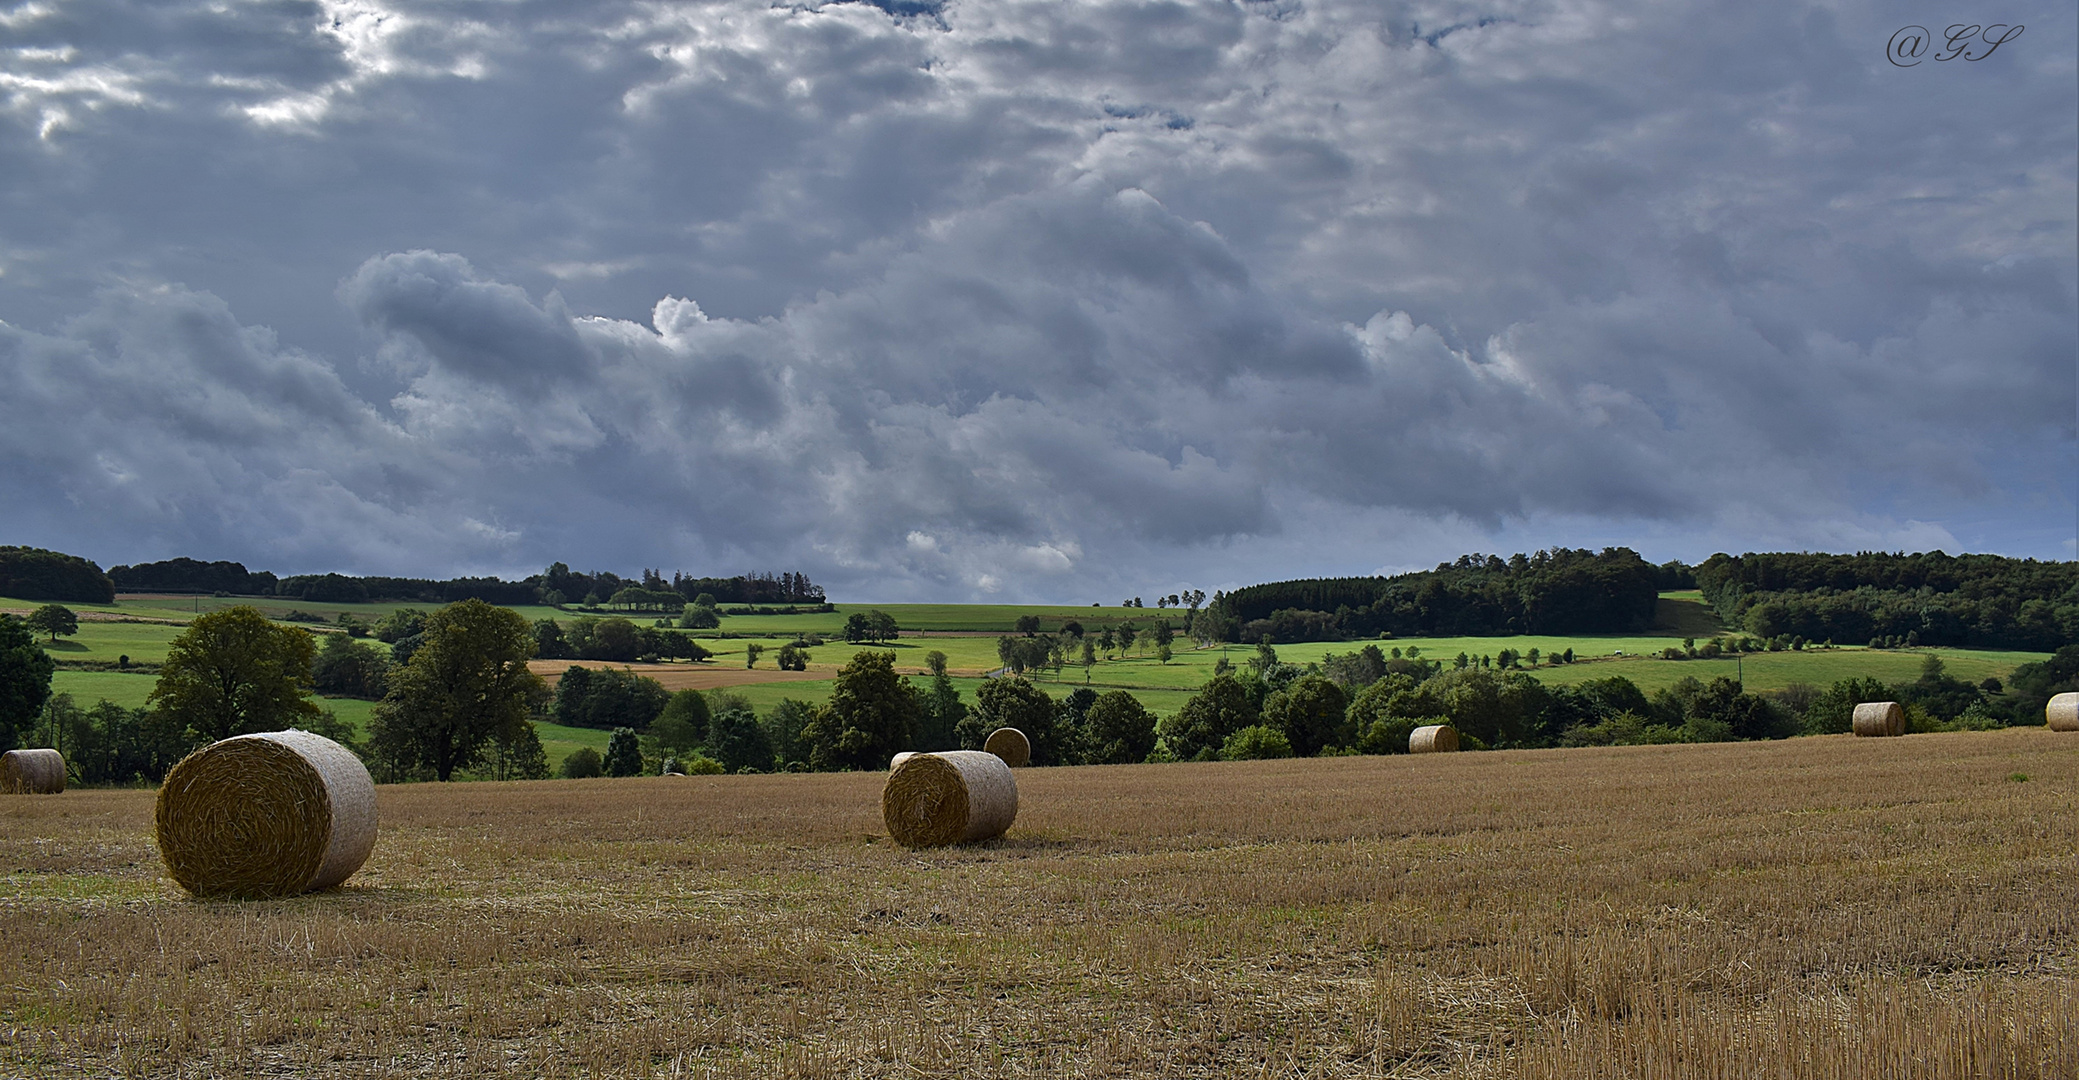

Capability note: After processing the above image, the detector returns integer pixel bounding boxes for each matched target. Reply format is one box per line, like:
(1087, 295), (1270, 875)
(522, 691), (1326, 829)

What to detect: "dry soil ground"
(1, 730), (2073, 1078)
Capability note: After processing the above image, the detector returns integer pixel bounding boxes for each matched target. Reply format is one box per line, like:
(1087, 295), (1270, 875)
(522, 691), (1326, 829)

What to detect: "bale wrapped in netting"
(2048, 692), (2079, 733)
(1852, 701), (1906, 738)
(982, 727), (1031, 767)
(1408, 725), (1460, 754)
(155, 730), (378, 899)
(0, 748), (65, 794)
(881, 750), (1018, 849)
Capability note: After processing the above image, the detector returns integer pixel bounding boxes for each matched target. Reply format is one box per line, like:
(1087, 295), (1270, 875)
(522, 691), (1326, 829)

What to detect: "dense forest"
(1695, 551), (2079, 651)
(90, 557), (825, 608)
(0, 547), (115, 603)
(1205, 548), (1671, 642)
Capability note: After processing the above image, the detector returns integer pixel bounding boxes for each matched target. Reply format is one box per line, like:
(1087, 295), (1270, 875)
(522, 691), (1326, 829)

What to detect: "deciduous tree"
(368, 599), (543, 781)
(25, 604), (78, 643)
(151, 606), (321, 743)
(0, 614), (55, 751)
(798, 652), (921, 770)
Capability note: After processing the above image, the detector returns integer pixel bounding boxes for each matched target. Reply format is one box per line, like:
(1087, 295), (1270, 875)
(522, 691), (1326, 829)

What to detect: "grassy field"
(1, 730), (2071, 1077)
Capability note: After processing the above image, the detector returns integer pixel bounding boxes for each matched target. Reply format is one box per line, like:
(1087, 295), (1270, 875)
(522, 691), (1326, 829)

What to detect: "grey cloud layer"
(0, 0), (2071, 596)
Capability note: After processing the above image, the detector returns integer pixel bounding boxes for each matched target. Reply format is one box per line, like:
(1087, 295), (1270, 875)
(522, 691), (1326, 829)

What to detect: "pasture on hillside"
(24, 591), (2056, 777)
(1, 730), (2071, 1077)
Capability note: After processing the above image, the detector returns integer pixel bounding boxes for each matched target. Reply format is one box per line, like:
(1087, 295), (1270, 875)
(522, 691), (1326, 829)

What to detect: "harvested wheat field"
(1, 731), (2074, 1078)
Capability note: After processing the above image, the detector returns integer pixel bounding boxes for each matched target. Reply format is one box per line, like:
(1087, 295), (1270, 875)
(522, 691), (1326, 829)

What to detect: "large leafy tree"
(799, 651), (921, 770)
(25, 604), (78, 644)
(1084, 691), (1156, 765)
(369, 599), (543, 781)
(959, 676), (1066, 764)
(0, 614), (56, 751)
(1261, 674), (1350, 757)
(1159, 673), (1259, 762)
(150, 606), (321, 743)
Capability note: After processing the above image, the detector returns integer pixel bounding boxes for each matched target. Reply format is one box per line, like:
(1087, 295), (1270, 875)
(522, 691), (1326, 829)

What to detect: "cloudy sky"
(0, 0), (2071, 601)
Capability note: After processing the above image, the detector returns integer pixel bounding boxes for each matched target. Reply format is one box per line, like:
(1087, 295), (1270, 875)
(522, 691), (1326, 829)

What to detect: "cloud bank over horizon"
(1, 0), (2072, 601)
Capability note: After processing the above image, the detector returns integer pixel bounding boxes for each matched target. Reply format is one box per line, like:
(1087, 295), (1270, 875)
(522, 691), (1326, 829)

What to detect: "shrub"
(1220, 724), (1293, 760)
(559, 747), (603, 779)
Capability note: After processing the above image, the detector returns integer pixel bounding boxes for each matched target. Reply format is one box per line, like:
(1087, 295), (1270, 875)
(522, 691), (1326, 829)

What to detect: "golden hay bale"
(2048, 692), (2079, 733)
(982, 727), (1031, 767)
(881, 750), (1018, 849)
(0, 748), (66, 794)
(1408, 725), (1459, 754)
(1852, 701), (1906, 738)
(155, 730), (378, 899)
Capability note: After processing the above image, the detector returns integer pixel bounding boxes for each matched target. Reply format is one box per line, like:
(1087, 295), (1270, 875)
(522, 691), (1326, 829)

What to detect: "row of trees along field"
(84, 551), (829, 610)
(506, 639), (2079, 779)
(1200, 547), (1684, 643)
(1695, 551), (2079, 652)
(7, 601), (2079, 784)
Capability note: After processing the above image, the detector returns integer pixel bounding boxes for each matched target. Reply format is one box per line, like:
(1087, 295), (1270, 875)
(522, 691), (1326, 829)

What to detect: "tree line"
(1694, 551), (2079, 651)
(0, 547), (116, 604)
(1202, 547), (1672, 643)
(93, 555), (829, 610)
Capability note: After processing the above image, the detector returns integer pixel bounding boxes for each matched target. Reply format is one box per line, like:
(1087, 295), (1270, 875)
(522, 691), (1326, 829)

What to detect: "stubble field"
(2, 729), (2073, 1078)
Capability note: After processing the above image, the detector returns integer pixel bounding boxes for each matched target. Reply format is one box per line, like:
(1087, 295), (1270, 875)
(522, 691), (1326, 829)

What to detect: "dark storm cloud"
(0, 0), (2071, 597)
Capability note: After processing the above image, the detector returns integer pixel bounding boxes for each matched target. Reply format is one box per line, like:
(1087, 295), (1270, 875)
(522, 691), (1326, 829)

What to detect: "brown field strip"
(526, 659), (828, 691)
(1, 730), (2073, 1077)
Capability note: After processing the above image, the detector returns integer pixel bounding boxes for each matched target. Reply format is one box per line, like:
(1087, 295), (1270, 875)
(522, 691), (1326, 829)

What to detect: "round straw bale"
(2048, 692), (2079, 732)
(155, 730), (378, 899)
(982, 727), (1031, 767)
(1851, 701), (1905, 738)
(1408, 725), (1459, 754)
(0, 748), (66, 794)
(881, 750), (1017, 849)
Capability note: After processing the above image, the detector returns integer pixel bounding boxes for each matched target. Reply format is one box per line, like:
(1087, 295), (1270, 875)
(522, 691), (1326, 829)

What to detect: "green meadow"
(24, 592), (2057, 754)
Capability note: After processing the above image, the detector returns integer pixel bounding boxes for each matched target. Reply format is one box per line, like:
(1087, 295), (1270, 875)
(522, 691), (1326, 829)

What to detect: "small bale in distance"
(1851, 701), (1906, 738)
(0, 748), (66, 794)
(2048, 692), (2079, 733)
(983, 727), (1031, 767)
(1408, 725), (1459, 754)
(155, 730), (378, 899)
(881, 750), (1018, 849)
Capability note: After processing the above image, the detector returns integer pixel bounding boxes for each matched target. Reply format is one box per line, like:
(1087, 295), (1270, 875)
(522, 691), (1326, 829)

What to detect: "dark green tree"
(560, 746), (604, 778)
(604, 727), (644, 777)
(919, 670), (963, 751)
(649, 690), (711, 756)
(1261, 674), (1350, 756)
(1084, 691), (1156, 764)
(374, 608), (429, 644)
(0, 614), (56, 751)
(960, 676), (1066, 763)
(1160, 673), (1259, 762)
(25, 604), (78, 644)
(706, 702), (774, 773)
(150, 606), (321, 743)
(486, 719), (550, 780)
(367, 599), (544, 781)
(581, 617), (642, 661)
(798, 652), (922, 770)
(532, 618), (573, 659)
(312, 633), (391, 699)
(552, 666), (669, 730)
